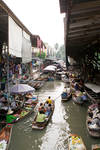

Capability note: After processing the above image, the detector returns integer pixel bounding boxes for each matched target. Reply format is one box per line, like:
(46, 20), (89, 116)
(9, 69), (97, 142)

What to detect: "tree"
(54, 43), (59, 51)
(56, 45), (65, 61)
(37, 52), (46, 59)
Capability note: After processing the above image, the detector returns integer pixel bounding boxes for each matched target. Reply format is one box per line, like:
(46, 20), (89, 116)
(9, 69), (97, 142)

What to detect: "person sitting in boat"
(74, 82), (79, 91)
(36, 110), (47, 123)
(81, 92), (87, 101)
(38, 103), (44, 111)
(66, 86), (71, 94)
(63, 86), (67, 92)
(6, 113), (17, 123)
(38, 103), (46, 113)
(88, 117), (100, 130)
(45, 104), (52, 116)
(46, 96), (52, 104)
(44, 101), (49, 109)
(10, 101), (18, 111)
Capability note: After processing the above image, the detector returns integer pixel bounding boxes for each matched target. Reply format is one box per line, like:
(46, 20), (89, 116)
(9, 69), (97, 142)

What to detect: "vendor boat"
(1, 96), (38, 124)
(92, 144), (100, 150)
(68, 134), (86, 150)
(86, 116), (100, 138)
(72, 91), (87, 105)
(61, 92), (71, 102)
(86, 104), (100, 138)
(72, 95), (84, 105)
(32, 101), (55, 130)
(0, 124), (13, 150)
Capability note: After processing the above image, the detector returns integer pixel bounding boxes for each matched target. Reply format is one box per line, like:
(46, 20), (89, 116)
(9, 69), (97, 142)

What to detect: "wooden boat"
(32, 101), (55, 130)
(61, 92), (71, 102)
(0, 124), (13, 150)
(1, 97), (38, 124)
(92, 144), (100, 150)
(68, 134), (87, 150)
(86, 104), (100, 138)
(72, 95), (84, 105)
(34, 81), (44, 90)
(72, 90), (87, 105)
(86, 116), (100, 138)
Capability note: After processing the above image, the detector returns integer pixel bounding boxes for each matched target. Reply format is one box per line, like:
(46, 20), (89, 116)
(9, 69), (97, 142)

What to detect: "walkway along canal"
(9, 81), (100, 150)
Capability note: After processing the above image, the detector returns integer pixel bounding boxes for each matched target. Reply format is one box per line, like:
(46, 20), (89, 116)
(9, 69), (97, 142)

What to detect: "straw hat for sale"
(7, 108), (13, 115)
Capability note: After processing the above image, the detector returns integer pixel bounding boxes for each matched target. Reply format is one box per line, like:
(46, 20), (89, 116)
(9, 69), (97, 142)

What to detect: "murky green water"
(9, 81), (100, 150)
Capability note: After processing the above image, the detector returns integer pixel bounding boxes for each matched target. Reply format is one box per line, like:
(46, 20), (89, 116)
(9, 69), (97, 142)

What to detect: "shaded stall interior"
(0, 3), (8, 53)
(59, 0), (100, 83)
(59, 0), (100, 102)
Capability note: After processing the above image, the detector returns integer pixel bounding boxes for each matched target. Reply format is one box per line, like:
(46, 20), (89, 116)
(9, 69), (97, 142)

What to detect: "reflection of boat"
(32, 101), (55, 130)
(61, 92), (71, 102)
(0, 124), (13, 150)
(68, 134), (86, 150)
(92, 144), (100, 150)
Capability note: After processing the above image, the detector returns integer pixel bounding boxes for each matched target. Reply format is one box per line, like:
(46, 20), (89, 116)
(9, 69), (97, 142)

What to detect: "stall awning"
(9, 16), (22, 57)
(22, 31), (32, 63)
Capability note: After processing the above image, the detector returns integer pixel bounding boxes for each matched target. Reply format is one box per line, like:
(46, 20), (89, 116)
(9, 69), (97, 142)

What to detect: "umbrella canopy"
(10, 84), (35, 94)
(43, 65), (57, 72)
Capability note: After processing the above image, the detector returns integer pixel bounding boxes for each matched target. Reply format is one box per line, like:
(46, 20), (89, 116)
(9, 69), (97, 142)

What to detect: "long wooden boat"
(0, 124), (13, 150)
(92, 144), (100, 150)
(68, 134), (87, 150)
(32, 101), (55, 130)
(61, 92), (72, 102)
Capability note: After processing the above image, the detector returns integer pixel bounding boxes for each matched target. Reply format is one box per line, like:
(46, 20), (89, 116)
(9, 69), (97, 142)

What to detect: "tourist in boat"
(36, 110), (47, 123)
(45, 104), (52, 116)
(38, 103), (44, 111)
(44, 101), (49, 109)
(46, 96), (52, 104)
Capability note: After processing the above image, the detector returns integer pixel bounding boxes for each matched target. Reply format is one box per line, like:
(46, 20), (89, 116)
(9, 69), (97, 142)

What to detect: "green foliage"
(56, 45), (65, 61)
(54, 43), (59, 50)
(37, 51), (46, 59)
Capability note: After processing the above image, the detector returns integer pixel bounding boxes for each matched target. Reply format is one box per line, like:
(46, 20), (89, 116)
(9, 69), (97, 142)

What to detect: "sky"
(3, 0), (64, 47)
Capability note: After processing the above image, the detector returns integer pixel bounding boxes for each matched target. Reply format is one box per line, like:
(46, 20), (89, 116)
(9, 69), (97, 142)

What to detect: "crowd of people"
(36, 96), (53, 123)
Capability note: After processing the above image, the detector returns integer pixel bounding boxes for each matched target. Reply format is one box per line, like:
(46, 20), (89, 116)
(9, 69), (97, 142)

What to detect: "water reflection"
(9, 81), (100, 150)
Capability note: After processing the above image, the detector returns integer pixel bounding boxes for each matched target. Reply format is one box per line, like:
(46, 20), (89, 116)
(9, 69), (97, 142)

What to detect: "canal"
(9, 81), (100, 150)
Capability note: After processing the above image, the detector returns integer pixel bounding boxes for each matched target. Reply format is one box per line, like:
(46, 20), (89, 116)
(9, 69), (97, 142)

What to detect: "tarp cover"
(9, 16), (22, 57)
(22, 31), (32, 63)
(85, 83), (100, 93)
